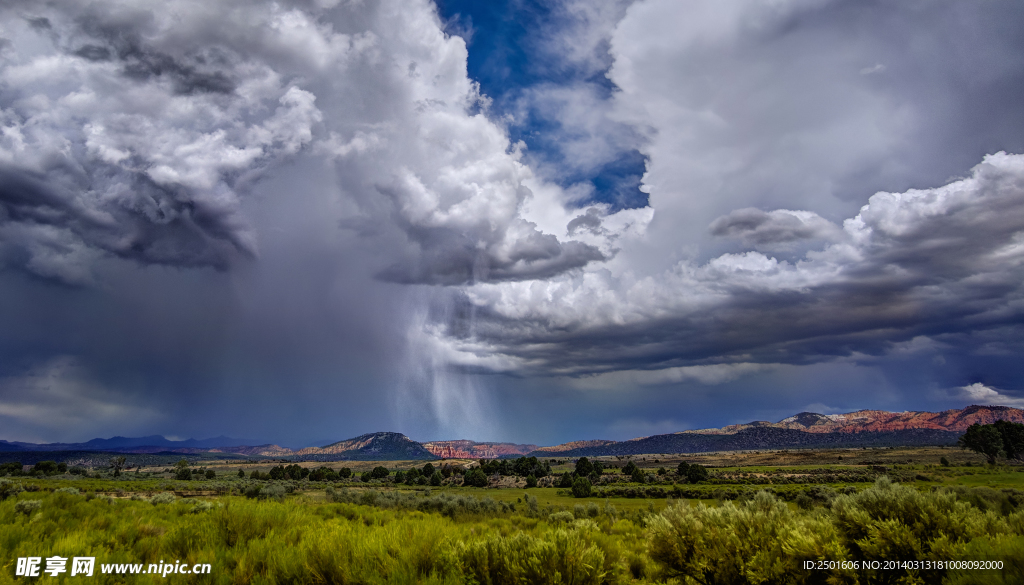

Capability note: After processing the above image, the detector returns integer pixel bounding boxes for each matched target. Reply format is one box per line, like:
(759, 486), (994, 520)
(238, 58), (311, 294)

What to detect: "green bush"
(15, 499), (42, 516)
(151, 492), (176, 505)
(453, 526), (606, 585)
(648, 490), (848, 584)
(572, 477), (592, 498)
(0, 479), (24, 500)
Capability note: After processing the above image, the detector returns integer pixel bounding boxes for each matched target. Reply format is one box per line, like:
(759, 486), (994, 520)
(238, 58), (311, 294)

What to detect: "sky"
(1, 0), (1023, 448)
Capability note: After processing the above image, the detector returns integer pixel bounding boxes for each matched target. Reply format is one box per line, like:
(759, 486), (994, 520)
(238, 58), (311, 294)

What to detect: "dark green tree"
(338, 467), (352, 479)
(558, 472), (574, 488)
(571, 477), (592, 498)
(574, 457), (594, 477)
(631, 465), (646, 484)
(464, 468), (488, 487)
(238, 469), (245, 478)
(174, 459), (192, 481)
(622, 460), (639, 477)
(404, 467), (422, 485)
(205, 469), (216, 479)
(959, 423), (1004, 464)
(110, 456), (127, 477)
(430, 471), (442, 486)
(33, 461), (59, 475)
(993, 420), (1024, 461)
(685, 464), (709, 484)
(422, 463), (435, 476)
(525, 474), (538, 488)
(371, 466), (390, 480)
(677, 461), (691, 476)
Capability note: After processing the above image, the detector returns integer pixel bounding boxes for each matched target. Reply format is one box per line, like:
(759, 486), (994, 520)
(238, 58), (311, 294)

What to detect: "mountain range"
(2, 405), (1021, 461)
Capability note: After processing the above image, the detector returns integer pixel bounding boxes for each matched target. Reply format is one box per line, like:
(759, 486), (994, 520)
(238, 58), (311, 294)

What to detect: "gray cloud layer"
(443, 153), (1024, 377)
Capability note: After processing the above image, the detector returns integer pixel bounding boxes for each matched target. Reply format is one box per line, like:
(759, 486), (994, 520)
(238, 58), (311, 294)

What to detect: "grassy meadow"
(1, 447), (1023, 584)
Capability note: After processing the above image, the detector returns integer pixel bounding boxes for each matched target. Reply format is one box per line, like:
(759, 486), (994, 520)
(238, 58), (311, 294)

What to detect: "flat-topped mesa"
(421, 440), (538, 460)
(532, 440), (617, 453)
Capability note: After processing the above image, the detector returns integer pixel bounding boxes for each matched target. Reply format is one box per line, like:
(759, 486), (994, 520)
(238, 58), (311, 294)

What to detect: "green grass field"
(2, 448), (1023, 584)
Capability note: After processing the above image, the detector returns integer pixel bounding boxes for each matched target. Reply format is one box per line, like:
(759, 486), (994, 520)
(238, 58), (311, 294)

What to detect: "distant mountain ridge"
(526, 405), (1024, 457)
(2, 405), (1020, 460)
(683, 405), (1024, 435)
(0, 435), (259, 452)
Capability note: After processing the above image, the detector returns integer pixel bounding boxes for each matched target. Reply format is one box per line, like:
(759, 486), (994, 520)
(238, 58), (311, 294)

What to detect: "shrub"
(0, 479), (25, 500)
(648, 491), (848, 584)
(453, 526), (606, 585)
(53, 487), (81, 495)
(151, 492), (176, 505)
(263, 484), (287, 501)
(15, 500), (41, 517)
(549, 511), (575, 524)
(525, 474), (538, 488)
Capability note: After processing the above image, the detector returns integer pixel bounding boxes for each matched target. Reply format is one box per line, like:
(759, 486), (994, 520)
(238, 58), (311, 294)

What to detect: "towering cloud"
(0, 0), (601, 287)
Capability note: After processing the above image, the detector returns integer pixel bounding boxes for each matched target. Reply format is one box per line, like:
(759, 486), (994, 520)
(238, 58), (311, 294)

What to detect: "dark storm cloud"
(0, 2), (323, 284)
(440, 154), (1024, 377)
(377, 219), (604, 285)
(709, 208), (841, 246)
(75, 16), (237, 95)
(0, 163), (251, 280)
